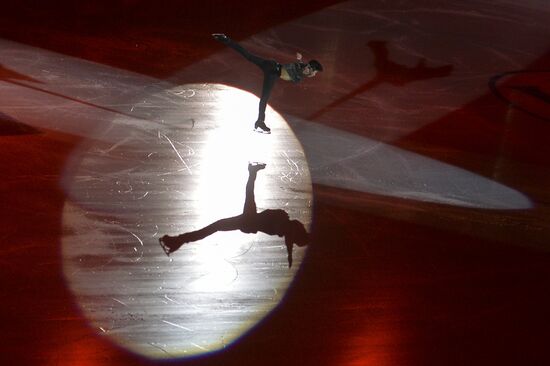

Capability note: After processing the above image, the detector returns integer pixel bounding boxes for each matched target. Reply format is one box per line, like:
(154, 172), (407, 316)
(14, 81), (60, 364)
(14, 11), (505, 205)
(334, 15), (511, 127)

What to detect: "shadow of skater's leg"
(243, 163), (265, 215)
(159, 216), (243, 256)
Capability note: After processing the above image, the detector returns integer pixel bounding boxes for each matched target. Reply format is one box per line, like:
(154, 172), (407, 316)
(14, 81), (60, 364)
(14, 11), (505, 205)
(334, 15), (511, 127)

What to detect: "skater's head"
(304, 60), (323, 77)
(285, 220), (309, 247)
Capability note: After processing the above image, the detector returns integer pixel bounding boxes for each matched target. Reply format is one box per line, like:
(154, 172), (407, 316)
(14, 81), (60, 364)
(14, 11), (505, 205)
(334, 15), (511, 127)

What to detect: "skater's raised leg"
(212, 34), (267, 68)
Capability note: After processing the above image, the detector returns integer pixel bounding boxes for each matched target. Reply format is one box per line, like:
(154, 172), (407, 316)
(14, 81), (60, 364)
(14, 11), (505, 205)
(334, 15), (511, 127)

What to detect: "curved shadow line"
(3, 78), (158, 124)
(0, 63), (44, 84)
(0, 111), (41, 136)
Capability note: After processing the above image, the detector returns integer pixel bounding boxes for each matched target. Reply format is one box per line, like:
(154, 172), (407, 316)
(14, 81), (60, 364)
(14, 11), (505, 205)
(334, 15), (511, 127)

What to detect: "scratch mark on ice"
(191, 342), (208, 351)
(162, 134), (193, 175)
(128, 231), (144, 246)
(112, 298), (129, 307)
(164, 294), (181, 304)
(147, 342), (173, 356)
(135, 191), (149, 200)
(162, 320), (193, 332)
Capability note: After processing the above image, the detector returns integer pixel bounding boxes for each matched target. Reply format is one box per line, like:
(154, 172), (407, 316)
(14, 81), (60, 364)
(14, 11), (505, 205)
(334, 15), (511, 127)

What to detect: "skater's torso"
(280, 62), (307, 83)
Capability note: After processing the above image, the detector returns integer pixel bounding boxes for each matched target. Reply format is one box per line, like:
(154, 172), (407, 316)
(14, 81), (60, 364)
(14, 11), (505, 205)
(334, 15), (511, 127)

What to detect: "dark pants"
(225, 39), (280, 123)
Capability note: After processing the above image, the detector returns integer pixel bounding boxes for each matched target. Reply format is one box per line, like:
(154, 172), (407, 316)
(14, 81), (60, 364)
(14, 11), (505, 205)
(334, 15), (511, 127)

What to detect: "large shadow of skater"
(310, 40), (453, 119)
(159, 163), (309, 267)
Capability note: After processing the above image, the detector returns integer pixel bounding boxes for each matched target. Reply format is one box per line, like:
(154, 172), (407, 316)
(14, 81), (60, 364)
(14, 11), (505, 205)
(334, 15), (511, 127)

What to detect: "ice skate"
(248, 162), (266, 173)
(212, 33), (230, 44)
(254, 120), (271, 134)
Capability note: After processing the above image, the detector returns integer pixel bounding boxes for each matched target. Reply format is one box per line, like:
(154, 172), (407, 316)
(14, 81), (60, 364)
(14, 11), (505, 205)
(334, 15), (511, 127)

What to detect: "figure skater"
(159, 163), (309, 267)
(212, 33), (323, 133)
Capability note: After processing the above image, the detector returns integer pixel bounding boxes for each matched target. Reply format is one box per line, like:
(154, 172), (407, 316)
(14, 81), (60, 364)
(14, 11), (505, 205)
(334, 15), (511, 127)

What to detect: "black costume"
(213, 34), (308, 132)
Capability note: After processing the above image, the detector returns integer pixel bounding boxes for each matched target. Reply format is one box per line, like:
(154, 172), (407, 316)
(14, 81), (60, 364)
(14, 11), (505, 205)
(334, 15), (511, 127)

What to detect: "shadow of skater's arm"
(285, 236), (293, 268)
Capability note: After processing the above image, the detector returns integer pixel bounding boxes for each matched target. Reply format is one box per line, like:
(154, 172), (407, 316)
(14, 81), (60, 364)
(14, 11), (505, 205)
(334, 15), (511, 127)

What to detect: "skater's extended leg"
(213, 34), (267, 68)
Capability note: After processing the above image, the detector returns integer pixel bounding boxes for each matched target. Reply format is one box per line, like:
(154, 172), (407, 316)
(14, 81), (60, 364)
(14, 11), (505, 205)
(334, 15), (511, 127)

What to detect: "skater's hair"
(286, 220), (309, 247)
(308, 59), (323, 72)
